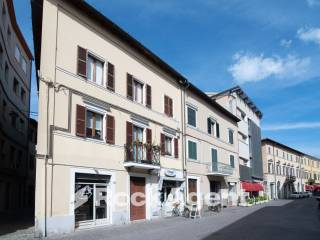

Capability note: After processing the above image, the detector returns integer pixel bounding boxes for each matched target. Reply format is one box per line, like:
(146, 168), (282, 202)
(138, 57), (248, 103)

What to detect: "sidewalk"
(46, 200), (291, 240)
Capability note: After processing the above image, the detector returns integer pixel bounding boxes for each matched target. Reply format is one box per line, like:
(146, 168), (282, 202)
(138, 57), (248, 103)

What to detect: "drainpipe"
(180, 79), (189, 204)
(272, 144), (277, 200)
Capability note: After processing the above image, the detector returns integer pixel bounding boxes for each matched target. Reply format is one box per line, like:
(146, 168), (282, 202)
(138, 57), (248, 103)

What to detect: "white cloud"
(297, 27), (320, 45)
(263, 122), (320, 131)
(228, 53), (310, 84)
(280, 39), (292, 48)
(306, 0), (320, 7)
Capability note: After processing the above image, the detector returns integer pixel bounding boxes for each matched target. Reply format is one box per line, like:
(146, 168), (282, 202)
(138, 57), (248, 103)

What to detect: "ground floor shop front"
(35, 165), (187, 237)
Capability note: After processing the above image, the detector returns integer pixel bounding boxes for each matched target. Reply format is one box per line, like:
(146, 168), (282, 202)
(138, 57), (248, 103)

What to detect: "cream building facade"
(31, 0), (243, 237)
(184, 86), (240, 209)
(262, 138), (320, 200)
(210, 87), (264, 200)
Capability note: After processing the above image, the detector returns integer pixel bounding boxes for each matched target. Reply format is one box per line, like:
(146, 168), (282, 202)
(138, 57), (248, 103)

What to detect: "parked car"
(300, 192), (310, 198)
(290, 192), (301, 199)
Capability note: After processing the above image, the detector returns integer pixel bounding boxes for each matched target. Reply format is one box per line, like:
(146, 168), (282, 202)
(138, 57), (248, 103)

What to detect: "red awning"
(305, 185), (314, 191)
(241, 181), (264, 192)
(313, 185), (320, 191)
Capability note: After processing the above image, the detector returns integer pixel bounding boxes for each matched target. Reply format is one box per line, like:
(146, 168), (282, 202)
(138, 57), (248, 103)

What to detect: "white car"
(290, 192), (301, 199)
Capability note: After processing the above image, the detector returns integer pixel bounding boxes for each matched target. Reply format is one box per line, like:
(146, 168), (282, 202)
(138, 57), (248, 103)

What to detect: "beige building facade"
(31, 0), (243, 237)
(262, 138), (320, 199)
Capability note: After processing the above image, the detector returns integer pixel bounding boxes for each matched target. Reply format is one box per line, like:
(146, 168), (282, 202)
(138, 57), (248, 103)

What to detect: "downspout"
(180, 79), (189, 203)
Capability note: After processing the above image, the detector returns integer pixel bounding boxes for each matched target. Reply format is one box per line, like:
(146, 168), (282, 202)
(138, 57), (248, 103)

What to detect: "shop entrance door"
(74, 173), (110, 228)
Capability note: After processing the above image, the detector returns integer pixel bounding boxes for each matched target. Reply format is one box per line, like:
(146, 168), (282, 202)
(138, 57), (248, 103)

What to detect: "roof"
(31, 0), (240, 123)
(6, 0), (33, 60)
(211, 86), (263, 119)
(262, 138), (320, 161)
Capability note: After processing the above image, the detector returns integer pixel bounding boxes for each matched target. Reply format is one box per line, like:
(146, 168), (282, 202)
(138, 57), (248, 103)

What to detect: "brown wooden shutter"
(106, 115), (115, 144)
(169, 97), (173, 117)
(107, 63), (115, 91)
(164, 96), (168, 115)
(127, 73), (133, 100)
(146, 128), (152, 161)
(146, 84), (151, 109)
(76, 105), (86, 137)
(77, 46), (87, 78)
(174, 138), (178, 158)
(160, 133), (165, 156)
(126, 122), (133, 160)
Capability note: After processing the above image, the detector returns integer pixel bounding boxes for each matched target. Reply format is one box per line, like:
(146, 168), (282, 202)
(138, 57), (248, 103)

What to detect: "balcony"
(207, 162), (234, 176)
(124, 142), (160, 170)
(286, 176), (296, 182)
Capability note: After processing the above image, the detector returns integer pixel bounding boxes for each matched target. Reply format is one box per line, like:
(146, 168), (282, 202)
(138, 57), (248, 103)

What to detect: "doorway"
(74, 173), (110, 228)
(188, 178), (198, 203)
(130, 177), (146, 221)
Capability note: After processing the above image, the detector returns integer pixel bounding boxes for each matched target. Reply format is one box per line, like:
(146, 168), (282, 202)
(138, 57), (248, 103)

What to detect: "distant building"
(262, 138), (320, 199)
(0, 0), (33, 217)
(210, 86), (264, 199)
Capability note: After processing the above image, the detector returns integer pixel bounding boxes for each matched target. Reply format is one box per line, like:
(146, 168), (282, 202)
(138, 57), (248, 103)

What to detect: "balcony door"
(133, 126), (143, 162)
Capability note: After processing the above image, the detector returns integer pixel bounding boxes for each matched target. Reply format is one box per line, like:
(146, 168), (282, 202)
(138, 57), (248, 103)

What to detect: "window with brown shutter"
(76, 105), (86, 137)
(126, 122), (133, 160)
(169, 98), (173, 117)
(127, 73), (133, 100)
(106, 115), (115, 144)
(164, 95), (173, 117)
(146, 84), (151, 109)
(160, 133), (165, 155)
(146, 128), (152, 161)
(174, 138), (178, 158)
(77, 46), (87, 78)
(107, 62), (115, 91)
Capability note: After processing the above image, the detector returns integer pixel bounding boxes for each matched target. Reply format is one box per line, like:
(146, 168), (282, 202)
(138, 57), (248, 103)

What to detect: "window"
(230, 155), (235, 168)
(268, 161), (273, 174)
(7, 26), (11, 43)
(188, 140), (197, 160)
(15, 45), (21, 62)
(0, 139), (5, 162)
(164, 136), (172, 156)
(13, 78), (18, 95)
(87, 55), (104, 85)
(207, 118), (215, 135)
(21, 58), (27, 73)
(29, 155), (34, 170)
(20, 88), (26, 103)
(187, 106), (196, 127)
(11, 113), (17, 128)
(268, 147), (271, 154)
(164, 95), (173, 117)
(0, 44), (3, 67)
(228, 129), (234, 144)
(17, 150), (22, 168)
(19, 118), (24, 132)
(86, 110), (103, 140)
(133, 79), (143, 104)
(276, 149), (278, 156)
(9, 146), (15, 167)
(2, 100), (7, 119)
(5, 63), (8, 82)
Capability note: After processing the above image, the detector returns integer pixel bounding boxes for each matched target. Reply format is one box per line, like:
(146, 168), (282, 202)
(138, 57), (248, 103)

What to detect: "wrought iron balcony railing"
(286, 175), (296, 182)
(124, 142), (160, 166)
(207, 162), (234, 176)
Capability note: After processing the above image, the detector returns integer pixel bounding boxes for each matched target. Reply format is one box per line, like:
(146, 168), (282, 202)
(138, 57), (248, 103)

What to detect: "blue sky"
(14, 0), (320, 157)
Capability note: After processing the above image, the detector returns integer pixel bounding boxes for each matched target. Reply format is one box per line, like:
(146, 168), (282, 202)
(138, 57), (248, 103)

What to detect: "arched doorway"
(277, 181), (281, 199)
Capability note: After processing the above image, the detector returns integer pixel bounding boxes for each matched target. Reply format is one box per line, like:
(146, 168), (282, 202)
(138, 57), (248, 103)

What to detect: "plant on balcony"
(124, 141), (160, 165)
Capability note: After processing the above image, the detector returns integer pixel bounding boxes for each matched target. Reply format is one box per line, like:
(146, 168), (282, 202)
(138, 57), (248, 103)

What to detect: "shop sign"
(165, 169), (176, 177)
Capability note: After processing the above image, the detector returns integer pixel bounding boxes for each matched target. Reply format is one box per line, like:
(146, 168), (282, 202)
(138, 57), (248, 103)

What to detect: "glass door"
(133, 126), (143, 162)
(75, 182), (109, 228)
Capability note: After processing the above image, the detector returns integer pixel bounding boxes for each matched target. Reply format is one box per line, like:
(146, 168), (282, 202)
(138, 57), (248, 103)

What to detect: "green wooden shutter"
(230, 155), (235, 168)
(211, 148), (218, 171)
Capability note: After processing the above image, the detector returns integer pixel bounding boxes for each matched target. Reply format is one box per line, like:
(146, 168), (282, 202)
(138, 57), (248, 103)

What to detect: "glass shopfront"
(74, 173), (110, 228)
